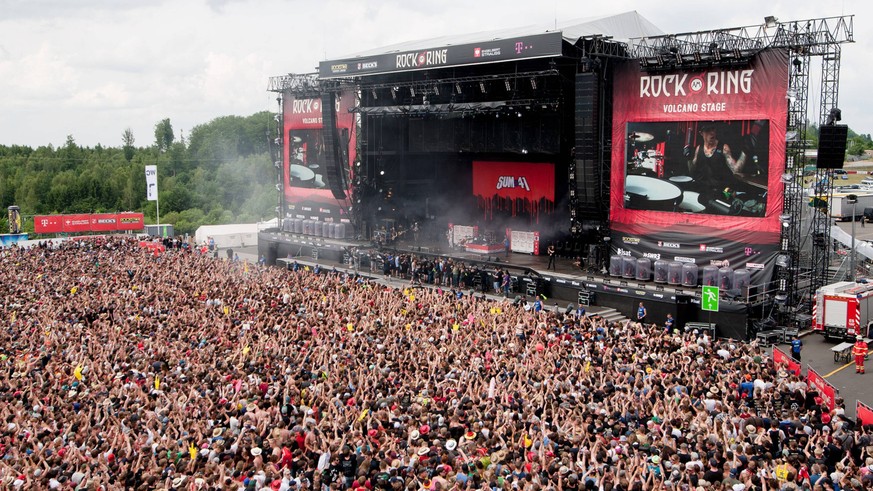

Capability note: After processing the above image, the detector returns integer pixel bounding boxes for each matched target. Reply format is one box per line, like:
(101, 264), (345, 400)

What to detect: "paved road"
(775, 332), (872, 419)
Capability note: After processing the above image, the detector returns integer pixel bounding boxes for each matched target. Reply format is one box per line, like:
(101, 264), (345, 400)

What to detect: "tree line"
(0, 112), (277, 236)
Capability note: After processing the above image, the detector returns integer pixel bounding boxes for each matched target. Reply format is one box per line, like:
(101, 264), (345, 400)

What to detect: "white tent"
(195, 223), (259, 249)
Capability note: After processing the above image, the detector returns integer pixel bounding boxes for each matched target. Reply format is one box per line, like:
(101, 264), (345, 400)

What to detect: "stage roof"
(337, 11), (662, 59)
(318, 11), (662, 78)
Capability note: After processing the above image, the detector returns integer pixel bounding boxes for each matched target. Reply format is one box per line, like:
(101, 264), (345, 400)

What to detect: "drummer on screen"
(685, 123), (747, 189)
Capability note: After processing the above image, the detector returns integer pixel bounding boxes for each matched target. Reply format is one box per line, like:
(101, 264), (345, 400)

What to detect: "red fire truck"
(813, 281), (873, 341)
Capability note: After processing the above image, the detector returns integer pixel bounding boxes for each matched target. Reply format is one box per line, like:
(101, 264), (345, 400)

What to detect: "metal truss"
(628, 16), (853, 64)
(625, 15), (853, 317)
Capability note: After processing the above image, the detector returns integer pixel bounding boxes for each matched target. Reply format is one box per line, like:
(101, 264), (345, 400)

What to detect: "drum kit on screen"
(289, 136), (327, 189)
(624, 131), (764, 216)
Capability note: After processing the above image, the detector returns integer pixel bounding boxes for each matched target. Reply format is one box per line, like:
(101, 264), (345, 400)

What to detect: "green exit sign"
(702, 286), (720, 312)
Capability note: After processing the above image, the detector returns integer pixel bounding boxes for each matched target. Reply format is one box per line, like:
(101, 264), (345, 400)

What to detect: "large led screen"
(282, 91), (356, 222)
(609, 49), (789, 275)
(623, 119), (771, 217)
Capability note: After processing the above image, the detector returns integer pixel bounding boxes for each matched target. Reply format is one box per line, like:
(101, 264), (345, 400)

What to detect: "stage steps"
(587, 307), (629, 324)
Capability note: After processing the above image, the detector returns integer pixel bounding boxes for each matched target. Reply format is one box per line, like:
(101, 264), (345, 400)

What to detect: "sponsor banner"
(62, 214), (92, 233)
(807, 367), (837, 411)
(857, 400), (873, 426)
(609, 230), (777, 287)
(90, 213), (118, 232)
(772, 347), (801, 376)
(472, 161), (555, 222)
(34, 213), (145, 234)
(34, 215), (63, 234)
(610, 49), (788, 253)
(282, 90), (357, 222)
(117, 212), (145, 231)
(145, 165), (158, 201)
(319, 32), (563, 78)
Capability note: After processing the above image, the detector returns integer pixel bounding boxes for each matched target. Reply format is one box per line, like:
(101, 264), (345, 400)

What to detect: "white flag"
(145, 165), (158, 201)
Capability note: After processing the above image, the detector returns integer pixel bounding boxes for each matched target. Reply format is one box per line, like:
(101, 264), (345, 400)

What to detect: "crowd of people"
(366, 252), (515, 296)
(1, 237), (873, 491)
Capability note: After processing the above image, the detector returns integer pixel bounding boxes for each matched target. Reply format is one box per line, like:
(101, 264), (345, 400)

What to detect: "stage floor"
(388, 238), (589, 277)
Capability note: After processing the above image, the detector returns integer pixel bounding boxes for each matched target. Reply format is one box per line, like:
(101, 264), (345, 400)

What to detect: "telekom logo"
(515, 42), (524, 54)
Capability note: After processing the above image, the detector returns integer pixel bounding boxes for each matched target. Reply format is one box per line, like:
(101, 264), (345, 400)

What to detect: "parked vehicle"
(813, 281), (873, 340)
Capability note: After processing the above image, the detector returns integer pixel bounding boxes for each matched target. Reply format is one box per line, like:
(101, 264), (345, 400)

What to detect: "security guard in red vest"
(853, 335), (868, 374)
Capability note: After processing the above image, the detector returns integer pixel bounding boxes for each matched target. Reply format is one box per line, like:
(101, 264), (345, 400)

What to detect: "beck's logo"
(496, 176), (530, 191)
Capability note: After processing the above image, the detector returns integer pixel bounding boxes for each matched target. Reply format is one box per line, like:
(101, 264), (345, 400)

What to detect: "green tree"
(122, 128), (135, 162)
(154, 118), (174, 153)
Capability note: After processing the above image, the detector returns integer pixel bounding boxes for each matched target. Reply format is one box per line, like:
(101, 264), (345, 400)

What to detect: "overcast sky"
(0, 0), (868, 148)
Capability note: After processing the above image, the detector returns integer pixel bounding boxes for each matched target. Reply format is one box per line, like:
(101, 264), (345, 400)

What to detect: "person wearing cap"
(853, 335), (868, 374)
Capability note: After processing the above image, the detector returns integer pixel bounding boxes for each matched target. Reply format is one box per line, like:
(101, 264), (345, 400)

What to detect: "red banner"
(117, 212), (145, 231)
(34, 215), (63, 234)
(807, 367), (837, 411)
(772, 347), (801, 376)
(90, 213), (118, 232)
(610, 49), (788, 244)
(34, 213), (144, 234)
(472, 161), (555, 221)
(857, 401), (873, 426)
(62, 214), (91, 233)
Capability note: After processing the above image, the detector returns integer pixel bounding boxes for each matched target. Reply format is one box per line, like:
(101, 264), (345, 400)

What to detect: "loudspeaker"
(321, 92), (348, 199)
(264, 243), (278, 266)
(675, 295), (696, 331)
(817, 124), (848, 169)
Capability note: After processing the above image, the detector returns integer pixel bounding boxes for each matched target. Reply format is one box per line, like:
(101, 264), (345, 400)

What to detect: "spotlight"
(379, 170), (385, 176)
(827, 107), (842, 125)
(780, 173), (794, 184)
(391, 87), (397, 100)
(785, 131), (798, 142)
(530, 78), (537, 90)
(274, 160), (282, 169)
(455, 83), (462, 94)
(410, 87), (415, 97)
(479, 82), (486, 93)
(504, 79), (511, 91)
(371, 90), (377, 100)
(764, 16), (778, 28)
(274, 114), (281, 122)
(274, 138), (282, 145)
(775, 254), (790, 267)
(275, 183), (282, 191)
(521, 148), (528, 154)
(433, 85), (440, 95)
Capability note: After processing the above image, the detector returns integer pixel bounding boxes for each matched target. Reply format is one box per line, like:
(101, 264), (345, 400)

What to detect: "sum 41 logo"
(496, 176), (530, 191)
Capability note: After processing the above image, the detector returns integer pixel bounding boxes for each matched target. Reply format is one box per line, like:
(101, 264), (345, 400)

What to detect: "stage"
(259, 229), (755, 340)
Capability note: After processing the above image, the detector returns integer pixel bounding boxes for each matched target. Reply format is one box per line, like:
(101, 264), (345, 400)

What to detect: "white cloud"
(0, 0), (869, 147)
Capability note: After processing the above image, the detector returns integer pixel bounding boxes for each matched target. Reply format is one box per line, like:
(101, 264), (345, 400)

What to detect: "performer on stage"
(685, 123), (747, 190)
(546, 244), (556, 270)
